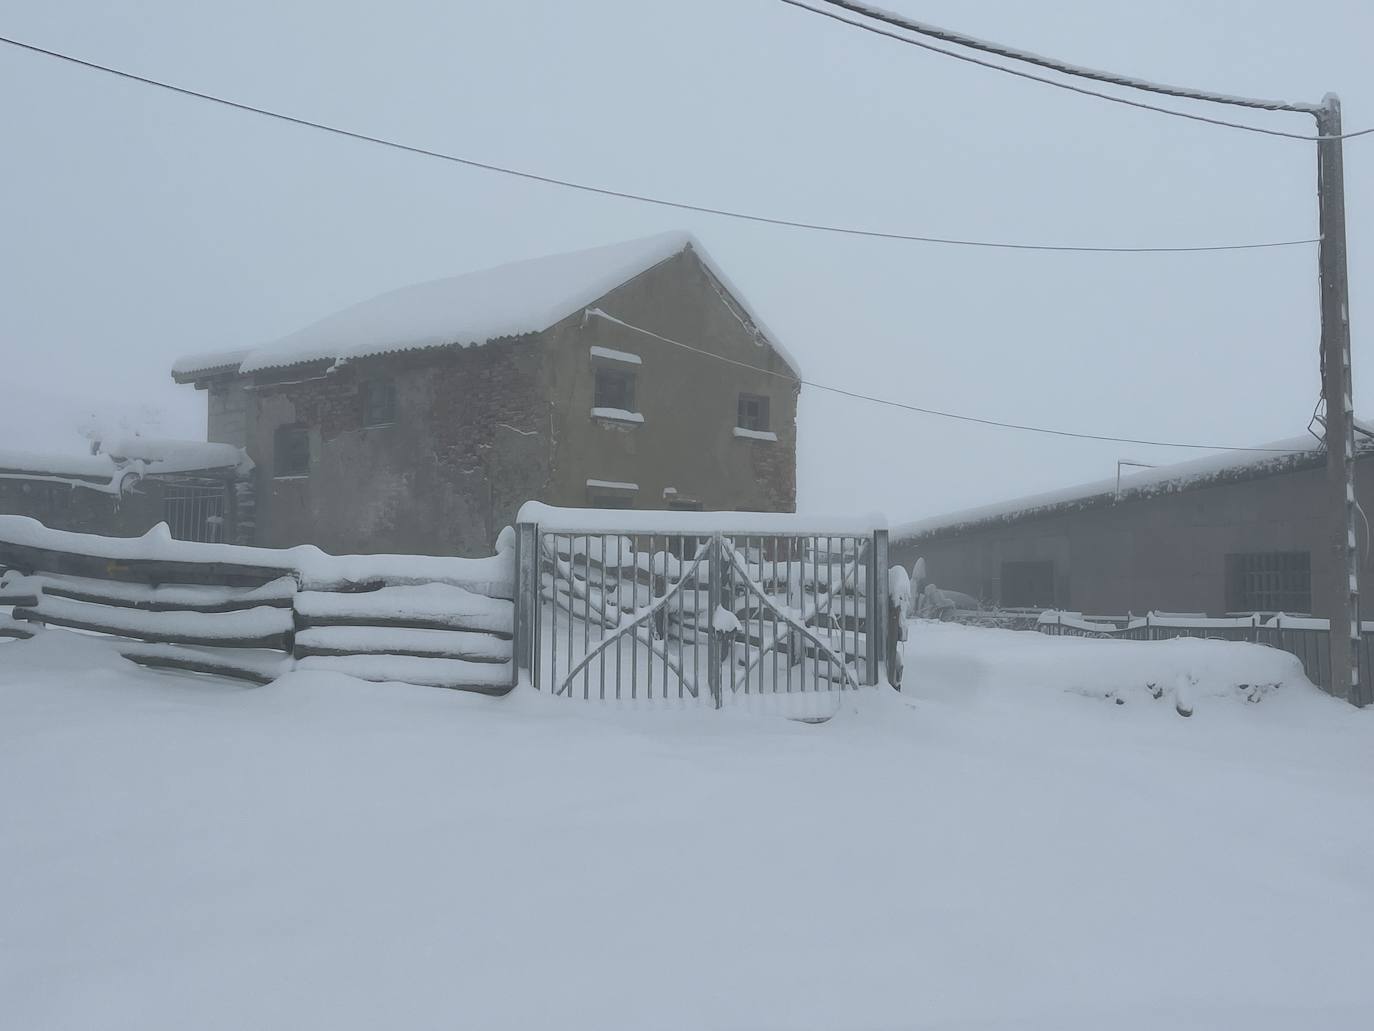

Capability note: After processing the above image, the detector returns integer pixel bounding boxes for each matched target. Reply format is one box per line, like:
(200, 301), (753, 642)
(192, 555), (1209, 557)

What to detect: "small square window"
(595, 368), (635, 412)
(737, 393), (770, 432)
(362, 379), (397, 427)
(275, 424), (310, 477)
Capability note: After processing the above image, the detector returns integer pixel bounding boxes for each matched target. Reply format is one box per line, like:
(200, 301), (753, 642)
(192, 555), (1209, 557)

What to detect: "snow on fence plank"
(0, 571), (40, 609)
(0, 518), (518, 692)
(293, 551), (514, 599)
(294, 583), (515, 636)
(13, 595), (294, 650)
(1, 613), (37, 640)
(295, 654), (514, 692)
(293, 626), (512, 663)
(23, 572), (297, 612)
(0, 516), (515, 598)
(117, 643), (291, 685)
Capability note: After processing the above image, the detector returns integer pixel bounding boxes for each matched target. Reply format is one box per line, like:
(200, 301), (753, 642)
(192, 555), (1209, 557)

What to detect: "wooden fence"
(0, 516), (515, 693)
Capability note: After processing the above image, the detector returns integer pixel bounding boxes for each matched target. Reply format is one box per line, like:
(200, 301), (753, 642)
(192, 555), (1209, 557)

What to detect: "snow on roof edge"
(679, 236), (803, 379)
(892, 429), (1360, 543)
(170, 232), (803, 381)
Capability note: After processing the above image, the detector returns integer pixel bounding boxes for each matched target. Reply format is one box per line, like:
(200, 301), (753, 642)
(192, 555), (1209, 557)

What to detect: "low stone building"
(173, 232), (800, 556)
(892, 431), (1374, 619)
(0, 441), (253, 542)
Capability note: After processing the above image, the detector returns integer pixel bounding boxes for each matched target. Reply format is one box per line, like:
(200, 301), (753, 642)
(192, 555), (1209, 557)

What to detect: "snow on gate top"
(172, 231), (802, 380)
(517, 502), (884, 536)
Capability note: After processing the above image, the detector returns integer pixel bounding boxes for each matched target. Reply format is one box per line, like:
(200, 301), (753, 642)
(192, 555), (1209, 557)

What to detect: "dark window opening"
(362, 379), (397, 427)
(275, 424), (310, 477)
(1226, 552), (1311, 613)
(594, 368), (636, 412)
(1001, 560), (1056, 609)
(587, 493), (634, 510)
(737, 393), (771, 432)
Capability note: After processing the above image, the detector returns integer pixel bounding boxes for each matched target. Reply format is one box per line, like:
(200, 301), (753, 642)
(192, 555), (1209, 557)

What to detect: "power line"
(0, 33), (1321, 254)
(784, 0), (1374, 142)
(585, 309), (1312, 454)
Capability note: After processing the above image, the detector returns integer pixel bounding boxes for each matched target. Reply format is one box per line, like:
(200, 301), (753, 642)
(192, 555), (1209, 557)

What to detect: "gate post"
(707, 532), (723, 709)
(870, 529), (889, 686)
(514, 522), (539, 689)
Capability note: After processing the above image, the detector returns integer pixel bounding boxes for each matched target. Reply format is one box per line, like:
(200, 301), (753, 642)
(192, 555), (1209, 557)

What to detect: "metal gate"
(513, 514), (889, 711)
(160, 477), (228, 543)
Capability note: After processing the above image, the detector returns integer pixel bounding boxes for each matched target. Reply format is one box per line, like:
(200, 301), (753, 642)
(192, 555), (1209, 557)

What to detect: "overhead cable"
(784, 0), (1374, 142)
(586, 308), (1314, 454)
(0, 34), (1322, 254)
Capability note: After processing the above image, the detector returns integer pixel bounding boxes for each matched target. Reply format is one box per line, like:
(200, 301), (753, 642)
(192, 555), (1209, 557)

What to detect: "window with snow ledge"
(733, 427), (778, 442)
(591, 407), (644, 425)
(737, 393), (771, 434)
(589, 345), (641, 366)
(594, 367), (636, 412)
(274, 424), (310, 478)
(362, 379), (397, 427)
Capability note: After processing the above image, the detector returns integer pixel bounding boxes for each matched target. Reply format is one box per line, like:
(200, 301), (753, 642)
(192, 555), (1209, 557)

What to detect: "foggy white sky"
(3, 0), (1373, 519)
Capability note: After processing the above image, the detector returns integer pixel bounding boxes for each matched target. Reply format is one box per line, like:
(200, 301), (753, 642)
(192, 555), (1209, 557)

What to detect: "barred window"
(1226, 552), (1311, 613)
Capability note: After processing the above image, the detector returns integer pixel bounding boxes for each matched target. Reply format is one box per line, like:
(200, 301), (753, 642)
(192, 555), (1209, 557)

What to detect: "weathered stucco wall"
(892, 461), (1374, 618)
(544, 248), (798, 512)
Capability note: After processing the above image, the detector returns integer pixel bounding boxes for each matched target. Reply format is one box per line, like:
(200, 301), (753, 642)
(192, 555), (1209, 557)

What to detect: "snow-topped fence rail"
(1038, 610), (1374, 705)
(0, 516), (516, 692)
(512, 504), (903, 711)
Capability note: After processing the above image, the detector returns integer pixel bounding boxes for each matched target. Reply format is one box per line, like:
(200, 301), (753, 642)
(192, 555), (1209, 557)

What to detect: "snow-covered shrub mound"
(906, 622), (1314, 716)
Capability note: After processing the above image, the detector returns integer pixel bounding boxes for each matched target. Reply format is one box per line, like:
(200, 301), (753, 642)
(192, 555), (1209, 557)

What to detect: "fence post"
(514, 522), (539, 689)
(707, 532), (723, 709)
(870, 529), (888, 686)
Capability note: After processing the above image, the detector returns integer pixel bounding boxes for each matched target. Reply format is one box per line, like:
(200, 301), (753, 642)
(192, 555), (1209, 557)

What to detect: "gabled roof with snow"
(894, 428), (1373, 543)
(172, 232), (801, 381)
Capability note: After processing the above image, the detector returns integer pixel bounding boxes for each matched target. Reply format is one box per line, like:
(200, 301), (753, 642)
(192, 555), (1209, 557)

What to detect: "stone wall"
(197, 247), (799, 556)
(245, 340), (550, 557)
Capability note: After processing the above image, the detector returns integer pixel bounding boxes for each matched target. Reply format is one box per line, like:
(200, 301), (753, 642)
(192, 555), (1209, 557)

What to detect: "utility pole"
(1315, 95), (1363, 705)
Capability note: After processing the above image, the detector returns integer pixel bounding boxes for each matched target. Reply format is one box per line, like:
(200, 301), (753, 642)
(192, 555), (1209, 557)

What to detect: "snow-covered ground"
(2, 624), (1372, 1030)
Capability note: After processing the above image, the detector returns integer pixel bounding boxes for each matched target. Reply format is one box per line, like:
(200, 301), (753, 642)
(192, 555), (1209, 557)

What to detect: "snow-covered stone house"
(172, 232), (800, 557)
(891, 429), (1374, 619)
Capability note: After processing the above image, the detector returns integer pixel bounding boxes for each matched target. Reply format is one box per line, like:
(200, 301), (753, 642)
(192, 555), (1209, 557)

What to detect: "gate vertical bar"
(871, 529), (888, 686)
(514, 522), (539, 690)
(707, 532), (723, 709)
